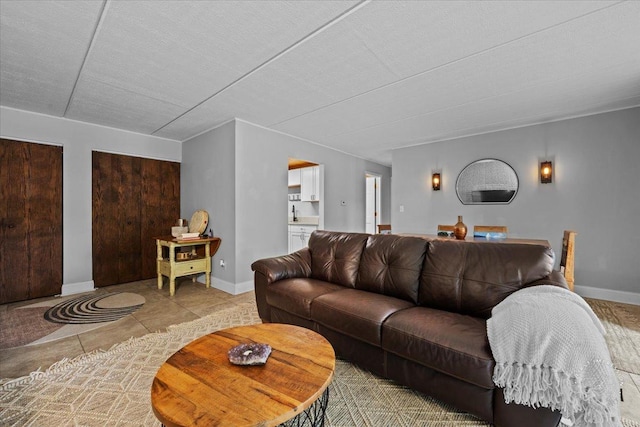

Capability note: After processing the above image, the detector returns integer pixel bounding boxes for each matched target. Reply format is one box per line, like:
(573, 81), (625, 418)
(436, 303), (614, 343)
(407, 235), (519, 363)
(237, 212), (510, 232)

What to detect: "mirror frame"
(455, 158), (519, 205)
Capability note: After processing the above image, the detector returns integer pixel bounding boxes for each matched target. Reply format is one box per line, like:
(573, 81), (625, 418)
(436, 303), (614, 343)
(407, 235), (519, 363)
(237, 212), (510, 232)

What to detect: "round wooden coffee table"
(151, 323), (335, 427)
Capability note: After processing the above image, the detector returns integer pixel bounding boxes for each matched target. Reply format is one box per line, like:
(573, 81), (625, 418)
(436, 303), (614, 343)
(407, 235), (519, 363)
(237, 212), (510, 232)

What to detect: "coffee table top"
(151, 323), (335, 427)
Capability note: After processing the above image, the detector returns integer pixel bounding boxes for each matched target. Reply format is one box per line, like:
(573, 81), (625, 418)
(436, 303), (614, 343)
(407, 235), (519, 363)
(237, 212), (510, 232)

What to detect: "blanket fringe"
(494, 362), (621, 427)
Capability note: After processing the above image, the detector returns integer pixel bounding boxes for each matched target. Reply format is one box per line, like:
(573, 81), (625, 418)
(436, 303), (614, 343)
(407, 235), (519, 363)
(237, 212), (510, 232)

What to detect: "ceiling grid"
(62, 0), (109, 116)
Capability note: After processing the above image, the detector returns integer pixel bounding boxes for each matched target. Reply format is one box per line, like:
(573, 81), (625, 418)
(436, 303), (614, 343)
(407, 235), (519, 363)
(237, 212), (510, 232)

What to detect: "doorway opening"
(288, 158), (324, 252)
(365, 173), (381, 234)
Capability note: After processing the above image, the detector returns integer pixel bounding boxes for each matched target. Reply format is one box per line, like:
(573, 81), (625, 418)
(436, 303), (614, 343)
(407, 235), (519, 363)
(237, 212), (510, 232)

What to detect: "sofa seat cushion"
(312, 289), (413, 347)
(382, 306), (495, 389)
(266, 278), (344, 319)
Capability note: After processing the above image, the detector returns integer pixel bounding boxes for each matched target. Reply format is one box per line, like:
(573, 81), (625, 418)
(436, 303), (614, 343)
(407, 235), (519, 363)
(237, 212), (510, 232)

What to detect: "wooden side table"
(154, 236), (221, 296)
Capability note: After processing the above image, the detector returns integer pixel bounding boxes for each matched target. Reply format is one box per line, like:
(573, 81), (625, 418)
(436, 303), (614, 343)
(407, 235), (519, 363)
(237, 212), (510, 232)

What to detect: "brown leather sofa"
(251, 230), (568, 427)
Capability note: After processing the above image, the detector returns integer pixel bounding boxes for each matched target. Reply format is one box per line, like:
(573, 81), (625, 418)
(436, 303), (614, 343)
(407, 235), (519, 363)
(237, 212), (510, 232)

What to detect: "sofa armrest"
(251, 247), (312, 284)
(525, 270), (569, 290)
(251, 248), (312, 322)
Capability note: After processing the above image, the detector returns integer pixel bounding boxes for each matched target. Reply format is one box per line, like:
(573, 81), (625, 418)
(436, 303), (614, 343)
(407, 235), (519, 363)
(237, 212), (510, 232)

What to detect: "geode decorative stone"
(228, 343), (272, 366)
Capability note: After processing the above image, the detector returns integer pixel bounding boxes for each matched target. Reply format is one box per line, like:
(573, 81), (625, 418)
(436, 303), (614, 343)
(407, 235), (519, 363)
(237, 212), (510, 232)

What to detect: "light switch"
(399, 205), (404, 212)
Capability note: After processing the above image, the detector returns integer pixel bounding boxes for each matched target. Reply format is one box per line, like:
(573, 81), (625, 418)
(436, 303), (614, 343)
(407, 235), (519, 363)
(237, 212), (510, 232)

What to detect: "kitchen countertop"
(288, 216), (319, 226)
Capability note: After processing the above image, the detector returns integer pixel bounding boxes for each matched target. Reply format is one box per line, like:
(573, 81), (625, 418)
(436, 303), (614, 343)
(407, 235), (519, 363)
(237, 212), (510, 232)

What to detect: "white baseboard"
(61, 280), (95, 296)
(574, 285), (640, 306)
(234, 280), (255, 295)
(210, 275), (254, 295)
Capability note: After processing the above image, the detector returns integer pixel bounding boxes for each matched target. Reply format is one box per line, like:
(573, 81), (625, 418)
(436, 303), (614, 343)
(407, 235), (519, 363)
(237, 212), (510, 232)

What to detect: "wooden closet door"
(116, 155), (142, 284)
(140, 158), (162, 280)
(0, 139), (62, 303)
(93, 152), (179, 287)
(92, 151), (119, 286)
(140, 158), (180, 279)
(93, 152), (141, 287)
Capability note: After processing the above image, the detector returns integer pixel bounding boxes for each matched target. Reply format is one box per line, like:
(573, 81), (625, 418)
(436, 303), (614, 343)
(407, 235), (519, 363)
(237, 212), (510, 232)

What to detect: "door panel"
(141, 158), (181, 279)
(116, 155), (142, 284)
(141, 158), (161, 279)
(93, 152), (179, 287)
(0, 139), (62, 303)
(26, 142), (63, 299)
(92, 152), (120, 286)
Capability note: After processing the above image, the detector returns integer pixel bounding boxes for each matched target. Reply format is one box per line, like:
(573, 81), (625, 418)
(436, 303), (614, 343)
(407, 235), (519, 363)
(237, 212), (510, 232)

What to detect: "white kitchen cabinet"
(289, 225), (317, 253)
(300, 166), (320, 201)
(288, 169), (301, 187)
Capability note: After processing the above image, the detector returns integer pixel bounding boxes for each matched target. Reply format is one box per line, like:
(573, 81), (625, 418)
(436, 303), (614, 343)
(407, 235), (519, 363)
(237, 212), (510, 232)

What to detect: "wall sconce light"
(540, 161), (553, 184)
(432, 173), (441, 191)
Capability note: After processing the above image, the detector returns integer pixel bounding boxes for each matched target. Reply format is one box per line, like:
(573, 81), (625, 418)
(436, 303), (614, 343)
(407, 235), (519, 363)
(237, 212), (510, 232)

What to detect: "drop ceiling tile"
(153, 63), (338, 139)
(436, 77), (640, 141)
(341, 0), (617, 77)
(156, 6), (402, 139)
(66, 75), (187, 134)
(165, 0), (628, 142)
(0, 1), (103, 116)
(77, 0), (358, 109)
(327, 66), (640, 164)
(235, 1), (617, 126)
(273, 1), (640, 144)
(152, 104), (231, 141)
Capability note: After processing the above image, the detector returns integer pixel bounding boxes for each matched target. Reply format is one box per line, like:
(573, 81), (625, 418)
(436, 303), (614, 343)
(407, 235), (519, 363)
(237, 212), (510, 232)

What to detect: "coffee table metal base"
(159, 387), (328, 427)
(280, 388), (329, 427)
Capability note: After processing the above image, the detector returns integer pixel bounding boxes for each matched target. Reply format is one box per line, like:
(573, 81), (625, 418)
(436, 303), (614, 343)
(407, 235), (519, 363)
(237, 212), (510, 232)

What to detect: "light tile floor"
(0, 277), (254, 380)
(1, 279), (638, 422)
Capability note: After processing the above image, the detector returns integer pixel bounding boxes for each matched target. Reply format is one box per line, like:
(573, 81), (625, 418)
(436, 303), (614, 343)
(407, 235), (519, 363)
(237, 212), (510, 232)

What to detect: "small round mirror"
(455, 159), (518, 204)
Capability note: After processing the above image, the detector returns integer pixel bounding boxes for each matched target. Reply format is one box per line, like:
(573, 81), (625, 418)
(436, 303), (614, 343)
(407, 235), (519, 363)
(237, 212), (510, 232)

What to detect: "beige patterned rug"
(0, 301), (638, 426)
(587, 298), (640, 374)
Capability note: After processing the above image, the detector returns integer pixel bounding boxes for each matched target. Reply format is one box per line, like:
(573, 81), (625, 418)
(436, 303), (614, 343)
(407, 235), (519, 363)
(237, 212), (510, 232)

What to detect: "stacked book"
(179, 232), (201, 240)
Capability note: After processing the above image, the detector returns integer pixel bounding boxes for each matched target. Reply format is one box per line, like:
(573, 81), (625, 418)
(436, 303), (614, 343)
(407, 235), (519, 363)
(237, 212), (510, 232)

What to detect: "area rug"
(0, 302), (638, 426)
(587, 298), (640, 374)
(0, 292), (145, 350)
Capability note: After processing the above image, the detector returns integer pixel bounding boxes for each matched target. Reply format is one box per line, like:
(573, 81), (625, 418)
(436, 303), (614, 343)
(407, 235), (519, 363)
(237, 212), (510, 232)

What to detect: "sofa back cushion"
(357, 234), (428, 304)
(308, 230), (370, 288)
(419, 240), (555, 318)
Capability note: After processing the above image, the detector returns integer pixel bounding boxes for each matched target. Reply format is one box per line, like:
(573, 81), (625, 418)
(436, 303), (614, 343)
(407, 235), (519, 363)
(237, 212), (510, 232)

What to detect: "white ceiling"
(1, 0), (639, 166)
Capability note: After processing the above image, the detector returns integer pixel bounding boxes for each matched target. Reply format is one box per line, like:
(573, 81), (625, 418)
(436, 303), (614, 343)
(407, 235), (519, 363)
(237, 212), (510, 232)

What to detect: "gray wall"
(0, 106), (182, 293)
(181, 119), (391, 292)
(236, 120), (391, 284)
(392, 107), (640, 302)
(181, 121), (237, 284)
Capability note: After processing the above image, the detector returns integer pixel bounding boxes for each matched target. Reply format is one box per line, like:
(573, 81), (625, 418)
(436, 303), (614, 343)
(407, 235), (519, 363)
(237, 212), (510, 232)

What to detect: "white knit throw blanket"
(487, 285), (621, 427)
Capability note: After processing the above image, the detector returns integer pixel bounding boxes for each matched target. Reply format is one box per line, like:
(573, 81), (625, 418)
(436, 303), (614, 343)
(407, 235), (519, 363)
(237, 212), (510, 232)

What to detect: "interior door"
(0, 139), (63, 303)
(365, 174), (380, 234)
(92, 152), (142, 286)
(116, 155), (142, 284)
(92, 151), (120, 286)
(93, 151), (179, 287)
(140, 158), (180, 279)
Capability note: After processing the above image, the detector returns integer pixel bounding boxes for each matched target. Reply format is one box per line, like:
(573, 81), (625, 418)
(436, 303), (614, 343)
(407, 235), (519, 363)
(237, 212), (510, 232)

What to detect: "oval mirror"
(455, 159), (518, 204)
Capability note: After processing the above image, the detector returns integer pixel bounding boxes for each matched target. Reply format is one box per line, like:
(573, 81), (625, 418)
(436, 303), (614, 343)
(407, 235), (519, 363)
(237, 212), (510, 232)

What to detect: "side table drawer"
(173, 259), (207, 276)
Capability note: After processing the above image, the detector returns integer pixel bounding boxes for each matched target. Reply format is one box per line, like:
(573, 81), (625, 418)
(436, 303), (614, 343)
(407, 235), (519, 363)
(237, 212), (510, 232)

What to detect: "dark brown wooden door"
(92, 152), (179, 287)
(0, 139), (63, 304)
(140, 158), (180, 279)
